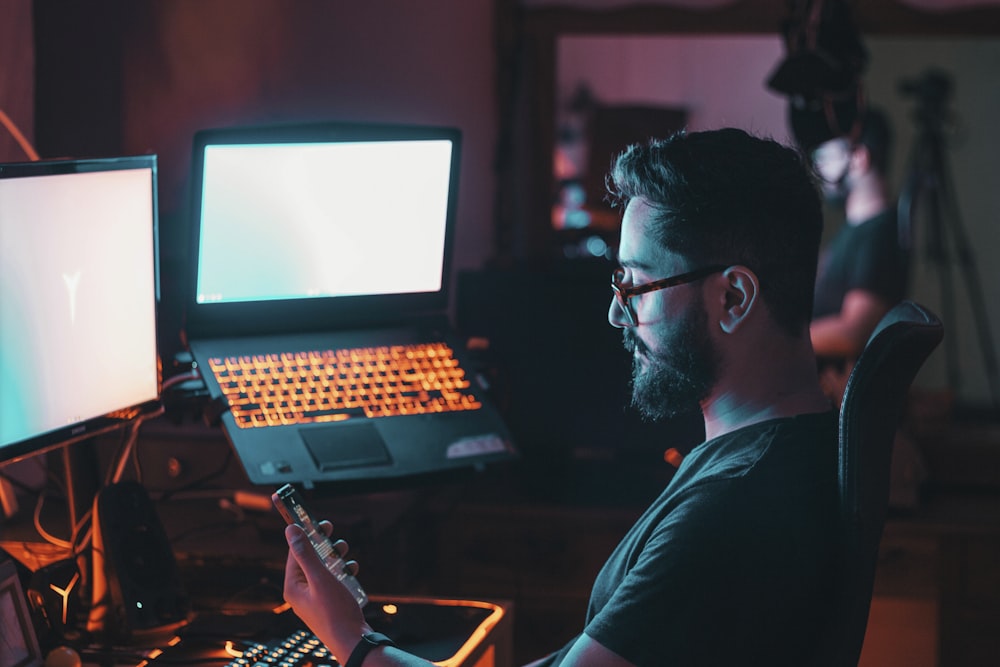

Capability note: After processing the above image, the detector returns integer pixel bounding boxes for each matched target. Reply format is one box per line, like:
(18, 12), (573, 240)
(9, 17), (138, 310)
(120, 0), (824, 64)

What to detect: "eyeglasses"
(611, 264), (728, 326)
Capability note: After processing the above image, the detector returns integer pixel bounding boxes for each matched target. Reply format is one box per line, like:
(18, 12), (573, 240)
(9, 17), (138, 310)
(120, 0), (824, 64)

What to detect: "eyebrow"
(617, 256), (659, 272)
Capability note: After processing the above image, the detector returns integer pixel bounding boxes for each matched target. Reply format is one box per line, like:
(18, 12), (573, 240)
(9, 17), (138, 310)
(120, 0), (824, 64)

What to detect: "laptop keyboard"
(208, 341), (483, 429)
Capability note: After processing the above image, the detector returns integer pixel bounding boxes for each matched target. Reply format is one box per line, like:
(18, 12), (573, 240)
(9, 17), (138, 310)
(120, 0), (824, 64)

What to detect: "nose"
(608, 295), (628, 329)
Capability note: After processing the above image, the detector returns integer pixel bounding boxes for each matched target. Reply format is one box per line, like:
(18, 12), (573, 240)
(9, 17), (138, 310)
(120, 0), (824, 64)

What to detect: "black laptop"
(182, 121), (515, 487)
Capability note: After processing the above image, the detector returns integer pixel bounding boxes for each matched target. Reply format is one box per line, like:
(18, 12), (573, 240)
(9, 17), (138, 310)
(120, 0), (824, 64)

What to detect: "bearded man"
(282, 128), (843, 667)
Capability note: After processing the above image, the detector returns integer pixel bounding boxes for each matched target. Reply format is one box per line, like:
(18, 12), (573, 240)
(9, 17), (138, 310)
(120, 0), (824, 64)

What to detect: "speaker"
(86, 481), (191, 644)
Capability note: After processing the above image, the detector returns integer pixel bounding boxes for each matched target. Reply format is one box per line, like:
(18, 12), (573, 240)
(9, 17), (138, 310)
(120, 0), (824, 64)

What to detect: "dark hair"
(856, 107), (892, 173)
(607, 128), (823, 338)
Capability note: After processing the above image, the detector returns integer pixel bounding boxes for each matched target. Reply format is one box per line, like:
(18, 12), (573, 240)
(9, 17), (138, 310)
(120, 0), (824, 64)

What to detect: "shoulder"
(679, 412), (838, 485)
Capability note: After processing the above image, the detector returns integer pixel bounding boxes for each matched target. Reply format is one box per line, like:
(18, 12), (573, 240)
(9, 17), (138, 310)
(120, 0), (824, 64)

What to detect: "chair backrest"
(826, 300), (943, 665)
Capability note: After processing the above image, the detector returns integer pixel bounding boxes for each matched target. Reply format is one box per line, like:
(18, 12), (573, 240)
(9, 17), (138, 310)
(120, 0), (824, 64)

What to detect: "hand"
(283, 520), (372, 660)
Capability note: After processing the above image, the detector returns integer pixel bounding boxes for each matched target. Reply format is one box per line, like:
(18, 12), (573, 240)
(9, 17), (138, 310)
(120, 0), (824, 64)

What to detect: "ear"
(716, 265), (759, 334)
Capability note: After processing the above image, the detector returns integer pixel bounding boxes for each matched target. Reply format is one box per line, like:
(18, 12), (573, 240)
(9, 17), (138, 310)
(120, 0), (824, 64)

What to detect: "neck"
(700, 334), (832, 442)
(846, 169), (891, 225)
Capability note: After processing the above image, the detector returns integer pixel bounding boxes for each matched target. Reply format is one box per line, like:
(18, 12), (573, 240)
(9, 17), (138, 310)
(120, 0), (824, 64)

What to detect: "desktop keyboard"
(225, 628), (334, 666)
(208, 341), (483, 428)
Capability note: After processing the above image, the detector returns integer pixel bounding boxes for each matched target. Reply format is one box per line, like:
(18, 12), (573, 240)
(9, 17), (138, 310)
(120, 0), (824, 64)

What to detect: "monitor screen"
(0, 156), (160, 465)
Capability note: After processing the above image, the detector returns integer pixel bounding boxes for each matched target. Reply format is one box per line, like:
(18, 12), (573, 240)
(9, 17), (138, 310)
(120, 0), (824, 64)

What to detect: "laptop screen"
(197, 139), (454, 305)
(187, 122), (462, 337)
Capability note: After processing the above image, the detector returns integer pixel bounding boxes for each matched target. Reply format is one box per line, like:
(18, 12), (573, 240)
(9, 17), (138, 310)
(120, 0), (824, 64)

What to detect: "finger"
(344, 559), (360, 577)
(331, 538), (349, 559)
(317, 520), (334, 537)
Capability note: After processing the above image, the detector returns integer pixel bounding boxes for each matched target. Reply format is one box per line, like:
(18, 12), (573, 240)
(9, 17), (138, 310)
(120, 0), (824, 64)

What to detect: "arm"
(810, 288), (892, 359)
(556, 634), (636, 667)
(285, 523), (633, 667)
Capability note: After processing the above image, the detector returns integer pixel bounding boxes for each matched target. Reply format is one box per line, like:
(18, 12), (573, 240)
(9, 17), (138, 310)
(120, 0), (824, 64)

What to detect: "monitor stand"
(49, 439), (101, 544)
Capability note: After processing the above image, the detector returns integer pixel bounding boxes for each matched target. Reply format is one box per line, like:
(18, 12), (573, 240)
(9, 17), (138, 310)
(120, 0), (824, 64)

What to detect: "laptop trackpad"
(300, 423), (392, 471)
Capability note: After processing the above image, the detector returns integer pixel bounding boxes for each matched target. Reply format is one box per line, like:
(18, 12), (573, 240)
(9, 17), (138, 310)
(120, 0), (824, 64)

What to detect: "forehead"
(618, 197), (678, 273)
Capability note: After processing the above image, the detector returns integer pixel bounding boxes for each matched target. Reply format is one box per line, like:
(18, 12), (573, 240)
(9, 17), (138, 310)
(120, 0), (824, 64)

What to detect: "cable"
(109, 408), (164, 485)
(32, 490), (73, 551)
(25, 371), (209, 555)
(163, 371), (201, 391)
(0, 107), (40, 161)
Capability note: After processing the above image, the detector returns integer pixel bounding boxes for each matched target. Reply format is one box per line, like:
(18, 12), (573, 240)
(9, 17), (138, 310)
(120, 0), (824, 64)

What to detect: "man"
(283, 128), (841, 666)
(809, 108), (907, 401)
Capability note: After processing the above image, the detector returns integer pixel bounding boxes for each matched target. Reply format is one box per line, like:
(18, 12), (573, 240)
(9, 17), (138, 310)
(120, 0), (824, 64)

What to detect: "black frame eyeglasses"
(611, 264), (728, 326)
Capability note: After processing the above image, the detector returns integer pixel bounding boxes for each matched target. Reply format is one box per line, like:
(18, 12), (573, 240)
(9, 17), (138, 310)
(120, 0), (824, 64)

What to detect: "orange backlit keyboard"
(208, 342), (483, 429)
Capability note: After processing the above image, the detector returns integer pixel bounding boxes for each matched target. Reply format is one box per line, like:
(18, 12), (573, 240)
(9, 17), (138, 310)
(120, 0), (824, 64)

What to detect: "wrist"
(345, 631), (395, 667)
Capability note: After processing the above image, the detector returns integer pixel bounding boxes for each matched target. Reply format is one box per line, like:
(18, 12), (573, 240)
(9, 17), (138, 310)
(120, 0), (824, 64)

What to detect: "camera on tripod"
(899, 69), (952, 105)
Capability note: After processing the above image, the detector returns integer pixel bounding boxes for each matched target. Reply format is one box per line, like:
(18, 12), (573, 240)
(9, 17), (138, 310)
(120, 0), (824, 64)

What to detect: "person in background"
(809, 107), (908, 403)
(282, 128), (842, 666)
(806, 106), (924, 509)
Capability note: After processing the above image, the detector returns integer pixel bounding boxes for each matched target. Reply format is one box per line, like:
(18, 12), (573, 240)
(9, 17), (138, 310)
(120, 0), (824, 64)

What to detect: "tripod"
(897, 69), (1000, 415)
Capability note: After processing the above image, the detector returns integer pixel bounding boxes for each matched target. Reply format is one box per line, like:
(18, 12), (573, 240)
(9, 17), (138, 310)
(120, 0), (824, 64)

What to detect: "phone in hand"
(272, 483), (368, 607)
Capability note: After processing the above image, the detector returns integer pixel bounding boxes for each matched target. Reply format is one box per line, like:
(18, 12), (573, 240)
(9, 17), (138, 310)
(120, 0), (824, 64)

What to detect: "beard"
(623, 294), (719, 421)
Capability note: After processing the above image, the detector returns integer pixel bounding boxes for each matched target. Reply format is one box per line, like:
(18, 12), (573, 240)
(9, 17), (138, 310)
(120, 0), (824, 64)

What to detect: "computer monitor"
(0, 155), (161, 468)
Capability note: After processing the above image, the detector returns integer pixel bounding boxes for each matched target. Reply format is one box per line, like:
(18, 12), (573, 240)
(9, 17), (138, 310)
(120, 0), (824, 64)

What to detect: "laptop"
(183, 121), (516, 487)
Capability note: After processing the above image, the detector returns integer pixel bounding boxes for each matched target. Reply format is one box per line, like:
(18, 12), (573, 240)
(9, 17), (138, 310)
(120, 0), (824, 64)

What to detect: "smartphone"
(272, 483), (368, 607)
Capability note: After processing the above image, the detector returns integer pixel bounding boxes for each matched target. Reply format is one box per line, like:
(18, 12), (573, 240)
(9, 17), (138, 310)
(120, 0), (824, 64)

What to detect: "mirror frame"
(493, 0), (1000, 264)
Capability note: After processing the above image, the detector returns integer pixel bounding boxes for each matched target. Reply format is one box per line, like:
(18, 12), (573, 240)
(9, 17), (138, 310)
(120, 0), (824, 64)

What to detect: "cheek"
(633, 291), (666, 327)
(635, 323), (669, 358)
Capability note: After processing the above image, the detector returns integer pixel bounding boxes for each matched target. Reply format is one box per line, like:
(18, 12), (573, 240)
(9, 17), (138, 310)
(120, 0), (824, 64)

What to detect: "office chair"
(823, 300), (943, 665)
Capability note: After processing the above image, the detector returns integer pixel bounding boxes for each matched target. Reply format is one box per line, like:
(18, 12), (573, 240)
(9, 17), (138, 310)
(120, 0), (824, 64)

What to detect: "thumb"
(285, 524), (326, 580)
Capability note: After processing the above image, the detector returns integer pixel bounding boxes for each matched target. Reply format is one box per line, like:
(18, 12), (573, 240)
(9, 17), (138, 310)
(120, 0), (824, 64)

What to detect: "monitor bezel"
(184, 121), (463, 339)
(0, 155), (162, 467)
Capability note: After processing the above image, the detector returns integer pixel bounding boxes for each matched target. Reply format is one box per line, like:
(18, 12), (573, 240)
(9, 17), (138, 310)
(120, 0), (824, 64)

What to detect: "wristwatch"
(345, 632), (395, 667)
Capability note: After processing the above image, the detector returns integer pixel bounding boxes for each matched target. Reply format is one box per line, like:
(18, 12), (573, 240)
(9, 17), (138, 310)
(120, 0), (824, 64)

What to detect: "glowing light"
(585, 235), (608, 257)
(382, 603), (399, 615)
(224, 641), (244, 658)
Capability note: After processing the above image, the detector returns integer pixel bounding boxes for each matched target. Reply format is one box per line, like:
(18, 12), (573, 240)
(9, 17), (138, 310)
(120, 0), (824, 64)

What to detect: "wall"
(120, 2), (498, 270)
(0, 0), (34, 162)
(867, 37), (1000, 410)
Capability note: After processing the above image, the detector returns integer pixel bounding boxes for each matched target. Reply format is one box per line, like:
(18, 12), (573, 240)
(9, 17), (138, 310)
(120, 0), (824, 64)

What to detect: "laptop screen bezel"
(184, 121), (462, 339)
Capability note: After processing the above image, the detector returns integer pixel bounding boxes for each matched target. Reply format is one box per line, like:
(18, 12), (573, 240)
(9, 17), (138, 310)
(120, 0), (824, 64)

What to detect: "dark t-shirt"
(813, 209), (907, 320)
(544, 411), (841, 666)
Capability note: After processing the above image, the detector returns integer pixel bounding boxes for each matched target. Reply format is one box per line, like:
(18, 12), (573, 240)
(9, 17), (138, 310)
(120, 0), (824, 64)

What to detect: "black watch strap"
(345, 632), (395, 667)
